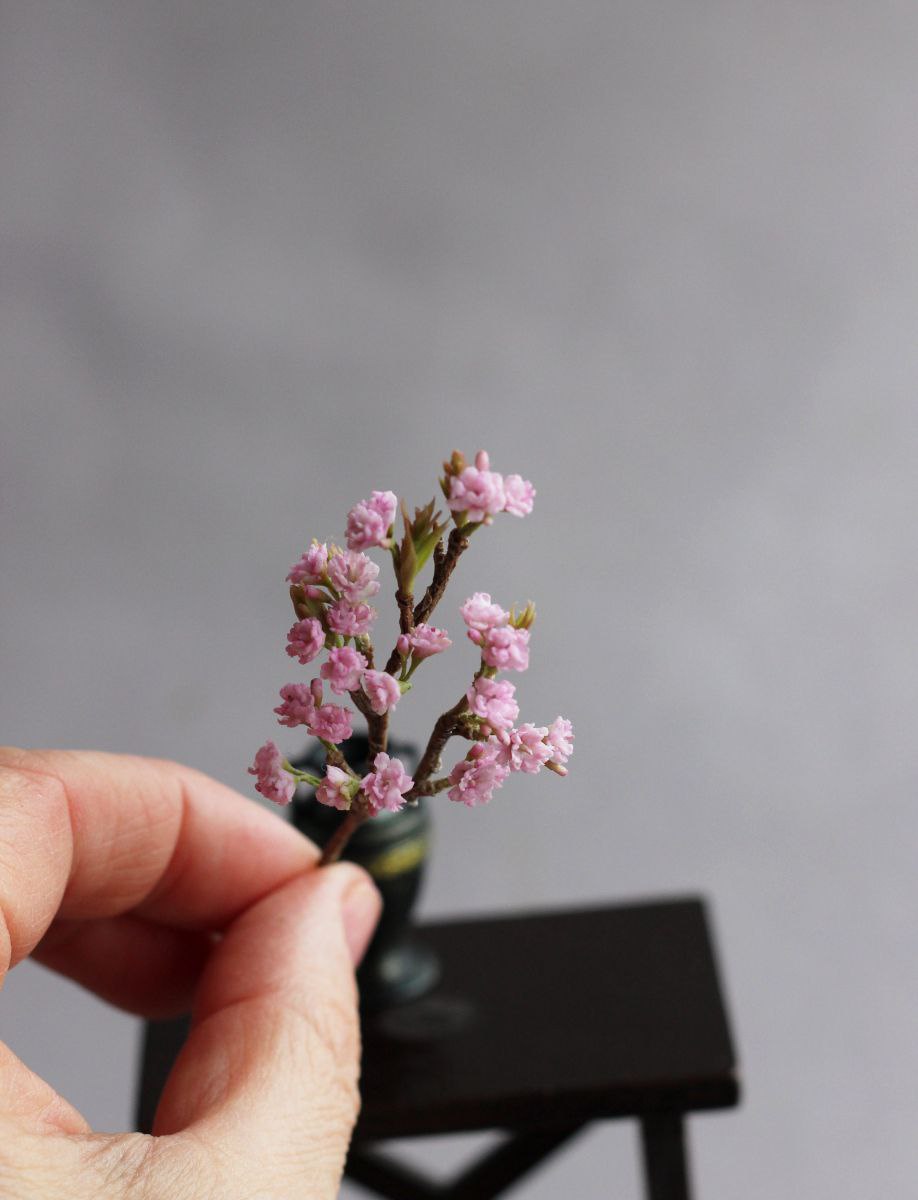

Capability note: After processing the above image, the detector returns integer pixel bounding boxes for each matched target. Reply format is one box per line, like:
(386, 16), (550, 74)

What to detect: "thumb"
(153, 863), (381, 1198)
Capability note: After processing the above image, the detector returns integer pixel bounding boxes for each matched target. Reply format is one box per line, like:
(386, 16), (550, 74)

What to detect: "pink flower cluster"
(286, 543), (382, 639)
(260, 492), (408, 796)
(346, 491), (397, 551)
(287, 541), (329, 586)
(326, 598), (376, 636)
(461, 592), (530, 671)
(250, 744), (416, 815)
(327, 549), (381, 602)
(274, 679), (354, 743)
(362, 669), (401, 715)
(248, 740), (296, 806)
(286, 617), (324, 664)
(396, 623), (452, 666)
(361, 752), (415, 814)
(447, 451), (535, 525)
(449, 582), (573, 803)
(448, 715), (574, 806)
(321, 645), (368, 694)
(316, 765), (357, 811)
(314, 752), (414, 815)
(448, 742), (509, 808)
(466, 675), (519, 732)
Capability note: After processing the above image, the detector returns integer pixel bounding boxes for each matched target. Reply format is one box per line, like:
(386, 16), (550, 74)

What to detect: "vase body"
(289, 734), (440, 1012)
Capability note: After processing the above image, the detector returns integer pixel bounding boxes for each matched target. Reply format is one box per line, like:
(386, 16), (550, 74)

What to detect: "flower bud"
(509, 601), (537, 630)
(443, 449), (467, 477)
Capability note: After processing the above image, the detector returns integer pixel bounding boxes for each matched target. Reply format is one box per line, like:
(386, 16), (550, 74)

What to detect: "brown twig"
(395, 589), (415, 635)
(413, 527), (470, 626)
(349, 687), (388, 761)
(383, 528), (471, 674)
(321, 741), (350, 772)
(382, 587), (417, 675)
(411, 692), (470, 790)
(319, 806), (369, 865)
(368, 711), (389, 759)
(384, 645), (404, 675)
(349, 687), (374, 724)
(409, 777), (453, 797)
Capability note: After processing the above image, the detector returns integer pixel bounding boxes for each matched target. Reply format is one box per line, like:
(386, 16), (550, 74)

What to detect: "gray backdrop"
(2, 3), (917, 1196)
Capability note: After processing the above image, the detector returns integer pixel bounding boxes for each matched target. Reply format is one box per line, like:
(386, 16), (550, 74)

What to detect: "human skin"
(0, 747), (381, 1199)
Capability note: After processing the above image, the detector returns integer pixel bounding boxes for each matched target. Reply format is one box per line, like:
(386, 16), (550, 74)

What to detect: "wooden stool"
(137, 897), (740, 1199)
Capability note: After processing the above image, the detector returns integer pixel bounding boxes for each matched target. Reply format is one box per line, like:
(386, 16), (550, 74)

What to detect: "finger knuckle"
(302, 991), (360, 1073)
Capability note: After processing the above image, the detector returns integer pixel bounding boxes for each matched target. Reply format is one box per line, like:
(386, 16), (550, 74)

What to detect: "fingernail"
(342, 876), (382, 965)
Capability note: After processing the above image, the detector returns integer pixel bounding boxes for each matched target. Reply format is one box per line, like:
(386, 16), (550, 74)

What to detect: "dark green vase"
(289, 734), (440, 1012)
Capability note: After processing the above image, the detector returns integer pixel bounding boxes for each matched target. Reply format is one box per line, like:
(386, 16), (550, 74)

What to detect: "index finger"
(0, 748), (316, 976)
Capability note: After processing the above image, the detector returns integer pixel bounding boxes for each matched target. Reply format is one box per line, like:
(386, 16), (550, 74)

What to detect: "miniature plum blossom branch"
(248, 450), (572, 866)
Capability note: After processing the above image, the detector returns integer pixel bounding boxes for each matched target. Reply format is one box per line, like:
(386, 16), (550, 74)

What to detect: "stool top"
(356, 896), (739, 1140)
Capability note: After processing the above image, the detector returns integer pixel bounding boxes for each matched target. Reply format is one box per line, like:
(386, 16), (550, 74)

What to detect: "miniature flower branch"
(249, 450), (573, 865)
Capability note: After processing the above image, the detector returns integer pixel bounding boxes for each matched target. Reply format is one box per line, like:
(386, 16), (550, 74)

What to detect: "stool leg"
(639, 1114), (692, 1200)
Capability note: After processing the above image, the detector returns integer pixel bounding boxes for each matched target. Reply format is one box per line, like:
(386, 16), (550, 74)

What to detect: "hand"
(0, 747), (381, 1199)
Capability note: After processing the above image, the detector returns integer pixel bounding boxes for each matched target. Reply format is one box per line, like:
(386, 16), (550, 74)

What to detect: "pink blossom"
(448, 464), (506, 524)
(481, 625), (530, 671)
(286, 617), (325, 665)
(503, 474), (536, 517)
(325, 597), (377, 636)
(396, 633), (411, 658)
(327, 549), (381, 602)
(316, 765), (358, 811)
(287, 542), (329, 585)
(308, 703), (354, 744)
(448, 742), (510, 807)
(547, 716), (574, 765)
(408, 623), (452, 660)
(361, 669), (402, 715)
(346, 490), (398, 550)
(248, 740), (295, 806)
(346, 502), (387, 551)
(494, 724), (553, 775)
(320, 645), (368, 695)
(274, 683), (317, 728)
(466, 676), (519, 733)
(361, 752), (414, 814)
(460, 592), (509, 634)
(369, 489), (398, 525)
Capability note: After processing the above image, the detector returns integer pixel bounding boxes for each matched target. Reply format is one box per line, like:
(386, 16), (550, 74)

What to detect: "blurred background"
(2, 3), (918, 1195)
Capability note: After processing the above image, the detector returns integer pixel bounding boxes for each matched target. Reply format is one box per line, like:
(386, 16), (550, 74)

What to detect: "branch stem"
(349, 687), (389, 761)
(411, 692), (469, 789)
(396, 589), (415, 635)
(384, 526), (472, 674)
(319, 807), (369, 865)
(408, 776), (453, 797)
(320, 740), (351, 774)
(414, 526), (471, 626)
(369, 711), (389, 759)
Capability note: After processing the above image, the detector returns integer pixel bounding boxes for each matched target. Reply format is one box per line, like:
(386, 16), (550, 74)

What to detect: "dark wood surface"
(137, 896), (739, 1145)
(355, 897), (738, 1140)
